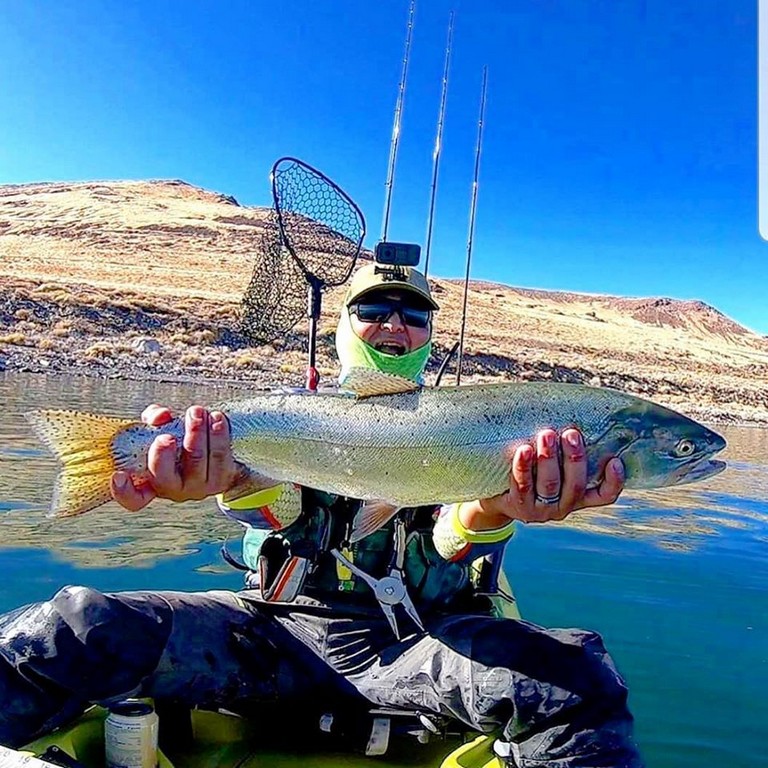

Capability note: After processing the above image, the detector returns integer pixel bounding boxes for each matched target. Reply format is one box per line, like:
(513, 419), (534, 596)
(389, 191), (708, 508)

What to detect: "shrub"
(0, 333), (28, 346)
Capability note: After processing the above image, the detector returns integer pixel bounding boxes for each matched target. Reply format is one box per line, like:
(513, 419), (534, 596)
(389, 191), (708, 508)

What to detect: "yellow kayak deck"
(23, 706), (501, 768)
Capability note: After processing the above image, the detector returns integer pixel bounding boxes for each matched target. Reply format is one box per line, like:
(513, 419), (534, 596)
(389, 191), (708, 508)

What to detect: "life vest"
(219, 485), (484, 618)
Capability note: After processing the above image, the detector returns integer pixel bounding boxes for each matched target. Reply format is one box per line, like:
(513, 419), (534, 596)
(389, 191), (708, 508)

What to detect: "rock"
(131, 337), (161, 354)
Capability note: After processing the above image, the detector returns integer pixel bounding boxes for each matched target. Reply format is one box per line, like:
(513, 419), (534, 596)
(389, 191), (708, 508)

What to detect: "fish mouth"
(675, 457), (727, 485)
(708, 431), (727, 454)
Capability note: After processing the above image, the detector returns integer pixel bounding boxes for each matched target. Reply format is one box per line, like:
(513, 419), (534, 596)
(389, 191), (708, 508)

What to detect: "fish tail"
(25, 410), (138, 518)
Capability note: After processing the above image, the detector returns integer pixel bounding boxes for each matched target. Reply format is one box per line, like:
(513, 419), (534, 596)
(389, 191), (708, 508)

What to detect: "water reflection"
(0, 371), (248, 568)
(1, 371), (767, 566)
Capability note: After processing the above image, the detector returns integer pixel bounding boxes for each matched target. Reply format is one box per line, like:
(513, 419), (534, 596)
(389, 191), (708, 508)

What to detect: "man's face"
(348, 289), (432, 354)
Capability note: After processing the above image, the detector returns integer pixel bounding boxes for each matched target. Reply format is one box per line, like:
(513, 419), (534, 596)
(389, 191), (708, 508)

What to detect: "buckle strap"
(258, 552), (311, 602)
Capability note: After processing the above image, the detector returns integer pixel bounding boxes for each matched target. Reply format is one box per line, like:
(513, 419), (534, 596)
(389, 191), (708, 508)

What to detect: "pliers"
(330, 547), (425, 640)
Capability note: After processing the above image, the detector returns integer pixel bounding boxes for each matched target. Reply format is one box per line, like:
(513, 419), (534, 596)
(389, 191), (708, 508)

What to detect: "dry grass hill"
(1, 179), (767, 425)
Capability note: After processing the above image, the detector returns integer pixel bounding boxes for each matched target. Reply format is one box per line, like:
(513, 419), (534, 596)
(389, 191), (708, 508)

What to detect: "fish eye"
(674, 439), (696, 457)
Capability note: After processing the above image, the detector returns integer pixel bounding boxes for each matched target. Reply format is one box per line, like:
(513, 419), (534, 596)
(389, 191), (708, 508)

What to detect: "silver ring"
(535, 493), (560, 506)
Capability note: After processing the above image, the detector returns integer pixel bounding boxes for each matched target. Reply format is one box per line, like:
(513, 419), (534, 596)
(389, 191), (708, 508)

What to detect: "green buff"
(335, 308), (431, 384)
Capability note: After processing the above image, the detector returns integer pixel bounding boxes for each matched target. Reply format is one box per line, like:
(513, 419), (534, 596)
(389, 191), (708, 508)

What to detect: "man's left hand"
(459, 427), (625, 531)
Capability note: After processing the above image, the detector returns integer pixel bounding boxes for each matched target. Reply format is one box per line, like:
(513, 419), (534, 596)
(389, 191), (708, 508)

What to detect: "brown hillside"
(1, 180), (767, 425)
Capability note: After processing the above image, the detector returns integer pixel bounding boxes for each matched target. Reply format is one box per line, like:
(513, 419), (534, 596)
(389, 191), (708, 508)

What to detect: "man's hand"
(459, 428), (625, 531)
(110, 404), (240, 512)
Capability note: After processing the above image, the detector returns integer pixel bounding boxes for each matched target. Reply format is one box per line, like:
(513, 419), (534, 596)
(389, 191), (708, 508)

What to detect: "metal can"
(104, 699), (159, 768)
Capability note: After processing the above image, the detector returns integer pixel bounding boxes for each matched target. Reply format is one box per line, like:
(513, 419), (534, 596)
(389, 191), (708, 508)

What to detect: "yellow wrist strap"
(449, 502), (516, 544)
(217, 485), (285, 511)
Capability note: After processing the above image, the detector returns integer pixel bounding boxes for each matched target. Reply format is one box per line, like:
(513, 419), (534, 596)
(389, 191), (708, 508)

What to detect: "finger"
(179, 406), (209, 495)
(533, 429), (561, 504)
(580, 457), (625, 509)
(206, 410), (235, 494)
(141, 403), (174, 427)
(509, 443), (536, 512)
(558, 428), (588, 517)
(147, 433), (183, 497)
(110, 471), (157, 512)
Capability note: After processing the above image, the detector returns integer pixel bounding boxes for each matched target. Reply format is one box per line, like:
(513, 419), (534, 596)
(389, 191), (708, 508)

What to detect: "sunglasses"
(349, 300), (432, 329)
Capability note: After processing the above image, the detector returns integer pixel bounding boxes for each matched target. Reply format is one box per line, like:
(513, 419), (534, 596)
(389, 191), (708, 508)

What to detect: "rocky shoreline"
(0, 285), (760, 428)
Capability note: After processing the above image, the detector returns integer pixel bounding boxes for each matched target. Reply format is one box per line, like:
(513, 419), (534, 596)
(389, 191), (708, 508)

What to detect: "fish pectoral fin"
(339, 368), (421, 398)
(350, 500), (400, 542)
(222, 463), (282, 504)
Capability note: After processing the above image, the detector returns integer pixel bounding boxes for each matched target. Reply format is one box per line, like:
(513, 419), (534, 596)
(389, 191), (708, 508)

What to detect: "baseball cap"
(345, 262), (439, 310)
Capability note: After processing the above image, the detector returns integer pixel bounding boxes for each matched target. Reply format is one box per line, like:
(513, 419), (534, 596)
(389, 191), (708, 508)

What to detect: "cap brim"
(350, 283), (439, 310)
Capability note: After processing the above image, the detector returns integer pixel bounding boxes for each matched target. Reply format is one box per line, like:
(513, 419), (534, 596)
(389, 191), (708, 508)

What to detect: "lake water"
(0, 370), (766, 767)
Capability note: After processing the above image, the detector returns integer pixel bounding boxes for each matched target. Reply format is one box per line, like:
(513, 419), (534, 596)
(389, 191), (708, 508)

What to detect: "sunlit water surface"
(0, 371), (766, 767)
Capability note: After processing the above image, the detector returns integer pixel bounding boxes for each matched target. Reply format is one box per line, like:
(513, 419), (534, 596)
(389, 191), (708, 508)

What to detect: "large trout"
(27, 368), (726, 539)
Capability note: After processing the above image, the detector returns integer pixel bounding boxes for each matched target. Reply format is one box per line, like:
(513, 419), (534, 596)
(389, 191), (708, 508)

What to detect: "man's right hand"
(110, 404), (240, 512)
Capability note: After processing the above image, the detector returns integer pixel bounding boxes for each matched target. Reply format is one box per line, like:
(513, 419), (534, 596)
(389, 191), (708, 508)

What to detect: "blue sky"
(1, 1), (765, 332)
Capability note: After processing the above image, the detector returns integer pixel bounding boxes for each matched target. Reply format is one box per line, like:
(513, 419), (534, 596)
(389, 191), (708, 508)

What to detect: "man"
(0, 263), (641, 766)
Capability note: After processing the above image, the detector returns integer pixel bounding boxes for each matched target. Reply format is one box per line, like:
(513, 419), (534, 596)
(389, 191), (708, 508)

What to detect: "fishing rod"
(381, 0), (416, 242)
(456, 66), (488, 386)
(423, 11), (454, 279)
(434, 340), (459, 386)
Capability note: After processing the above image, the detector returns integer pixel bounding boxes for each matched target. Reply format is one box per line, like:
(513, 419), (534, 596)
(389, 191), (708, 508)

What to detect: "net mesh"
(241, 158), (365, 344)
(240, 215), (307, 345)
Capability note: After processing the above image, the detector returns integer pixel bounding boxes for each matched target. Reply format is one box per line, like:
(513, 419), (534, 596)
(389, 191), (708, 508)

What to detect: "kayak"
(19, 705), (501, 768)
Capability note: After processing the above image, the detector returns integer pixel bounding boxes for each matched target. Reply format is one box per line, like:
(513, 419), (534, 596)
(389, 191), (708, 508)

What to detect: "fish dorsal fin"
(340, 368), (420, 398)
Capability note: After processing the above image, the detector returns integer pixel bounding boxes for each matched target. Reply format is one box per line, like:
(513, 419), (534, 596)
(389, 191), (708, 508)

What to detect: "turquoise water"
(1, 371), (766, 767)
